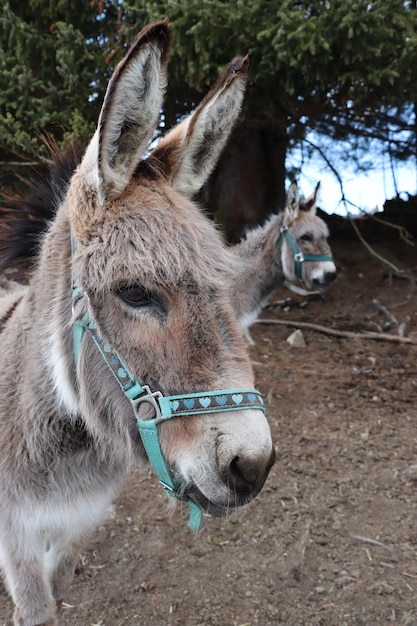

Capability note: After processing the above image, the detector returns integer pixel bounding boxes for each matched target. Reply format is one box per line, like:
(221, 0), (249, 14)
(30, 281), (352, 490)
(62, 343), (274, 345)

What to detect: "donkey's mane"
(0, 144), (84, 272)
(0, 144), (204, 275)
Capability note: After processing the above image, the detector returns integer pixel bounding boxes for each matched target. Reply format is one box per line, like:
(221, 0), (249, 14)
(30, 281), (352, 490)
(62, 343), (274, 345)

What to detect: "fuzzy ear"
(284, 181), (301, 223)
(148, 56), (249, 198)
(97, 21), (170, 203)
(300, 181), (320, 215)
(71, 20), (170, 222)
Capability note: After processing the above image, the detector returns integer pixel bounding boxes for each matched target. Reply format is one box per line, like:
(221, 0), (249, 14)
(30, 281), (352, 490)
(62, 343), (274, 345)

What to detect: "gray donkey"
(232, 180), (336, 331)
(0, 22), (275, 625)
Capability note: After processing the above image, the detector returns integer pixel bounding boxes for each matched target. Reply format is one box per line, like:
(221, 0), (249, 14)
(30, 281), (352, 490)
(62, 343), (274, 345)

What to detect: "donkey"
(0, 22), (275, 626)
(231, 181), (337, 332)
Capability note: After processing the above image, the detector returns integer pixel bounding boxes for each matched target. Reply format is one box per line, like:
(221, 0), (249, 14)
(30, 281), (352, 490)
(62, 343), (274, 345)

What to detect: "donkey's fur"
(232, 181), (336, 331)
(0, 22), (274, 625)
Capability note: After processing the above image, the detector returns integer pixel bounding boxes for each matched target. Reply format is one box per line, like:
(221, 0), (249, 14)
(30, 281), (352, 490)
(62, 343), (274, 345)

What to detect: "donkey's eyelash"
(299, 233), (313, 243)
(116, 284), (167, 315)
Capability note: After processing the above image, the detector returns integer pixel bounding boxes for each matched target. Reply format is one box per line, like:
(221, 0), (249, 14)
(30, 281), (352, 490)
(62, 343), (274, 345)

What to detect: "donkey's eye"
(117, 285), (151, 306)
(118, 285), (148, 305)
(299, 233), (313, 243)
(116, 283), (167, 318)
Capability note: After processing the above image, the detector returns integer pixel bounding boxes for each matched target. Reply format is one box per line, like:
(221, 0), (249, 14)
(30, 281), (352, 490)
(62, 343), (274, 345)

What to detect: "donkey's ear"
(284, 181), (301, 223)
(300, 181), (320, 215)
(148, 56), (248, 198)
(75, 21), (170, 209)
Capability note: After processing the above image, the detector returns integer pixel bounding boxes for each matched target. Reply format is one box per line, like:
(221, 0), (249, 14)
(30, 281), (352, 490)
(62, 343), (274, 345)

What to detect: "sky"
(288, 144), (417, 217)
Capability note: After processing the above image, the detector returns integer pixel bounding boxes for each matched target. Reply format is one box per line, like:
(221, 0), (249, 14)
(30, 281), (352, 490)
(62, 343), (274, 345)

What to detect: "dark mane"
(0, 144), (84, 273)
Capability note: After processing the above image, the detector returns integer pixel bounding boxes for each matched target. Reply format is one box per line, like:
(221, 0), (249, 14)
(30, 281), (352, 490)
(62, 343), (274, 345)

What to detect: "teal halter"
(71, 272), (265, 533)
(278, 219), (334, 283)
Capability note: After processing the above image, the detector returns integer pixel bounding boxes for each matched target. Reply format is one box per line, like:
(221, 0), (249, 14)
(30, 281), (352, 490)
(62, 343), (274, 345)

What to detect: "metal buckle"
(130, 385), (163, 421)
(294, 252), (304, 262)
(159, 480), (189, 502)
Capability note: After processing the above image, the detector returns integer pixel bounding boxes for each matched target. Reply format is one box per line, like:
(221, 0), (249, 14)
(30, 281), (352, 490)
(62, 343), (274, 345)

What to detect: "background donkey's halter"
(71, 255), (265, 533)
(278, 219), (333, 282)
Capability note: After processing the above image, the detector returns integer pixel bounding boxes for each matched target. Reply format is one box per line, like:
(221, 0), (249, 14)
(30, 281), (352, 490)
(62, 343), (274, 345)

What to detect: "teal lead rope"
(72, 310), (265, 533)
(72, 314), (204, 531)
(137, 418), (203, 532)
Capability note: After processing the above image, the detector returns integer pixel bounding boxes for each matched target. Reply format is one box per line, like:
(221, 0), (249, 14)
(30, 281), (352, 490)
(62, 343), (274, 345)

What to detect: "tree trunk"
(201, 125), (287, 242)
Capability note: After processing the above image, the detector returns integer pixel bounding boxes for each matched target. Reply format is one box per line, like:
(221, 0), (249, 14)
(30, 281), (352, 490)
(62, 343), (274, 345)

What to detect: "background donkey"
(0, 22), (274, 626)
(231, 181), (337, 332)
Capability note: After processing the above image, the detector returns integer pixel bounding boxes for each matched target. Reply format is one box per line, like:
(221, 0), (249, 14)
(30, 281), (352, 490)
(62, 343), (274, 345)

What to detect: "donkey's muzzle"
(313, 269), (336, 288)
(185, 446), (275, 518)
(220, 446), (276, 498)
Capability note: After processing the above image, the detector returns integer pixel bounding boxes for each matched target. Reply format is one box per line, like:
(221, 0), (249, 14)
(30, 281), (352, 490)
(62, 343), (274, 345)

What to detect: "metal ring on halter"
(129, 386), (164, 421)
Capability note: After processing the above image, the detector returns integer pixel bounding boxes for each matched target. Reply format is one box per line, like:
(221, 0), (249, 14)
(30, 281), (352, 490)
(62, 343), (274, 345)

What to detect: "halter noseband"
(278, 219), (333, 283)
(71, 244), (265, 532)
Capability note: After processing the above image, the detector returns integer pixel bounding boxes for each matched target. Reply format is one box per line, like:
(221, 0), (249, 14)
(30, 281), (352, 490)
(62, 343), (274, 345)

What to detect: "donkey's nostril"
(221, 456), (259, 495)
(313, 270), (336, 287)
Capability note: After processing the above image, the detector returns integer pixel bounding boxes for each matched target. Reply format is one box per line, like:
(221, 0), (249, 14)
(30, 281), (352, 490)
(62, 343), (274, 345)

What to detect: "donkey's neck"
(0, 205), (139, 499)
(2, 204), (89, 428)
(231, 212), (285, 330)
(27, 205), (80, 416)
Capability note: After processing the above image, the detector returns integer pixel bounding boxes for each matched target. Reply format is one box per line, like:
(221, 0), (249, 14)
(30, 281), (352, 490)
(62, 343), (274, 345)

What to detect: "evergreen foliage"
(1, 1), (416, 212)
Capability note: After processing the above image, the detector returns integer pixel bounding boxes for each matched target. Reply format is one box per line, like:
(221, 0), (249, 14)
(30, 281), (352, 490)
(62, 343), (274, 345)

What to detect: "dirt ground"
(1, 234), (417, 626)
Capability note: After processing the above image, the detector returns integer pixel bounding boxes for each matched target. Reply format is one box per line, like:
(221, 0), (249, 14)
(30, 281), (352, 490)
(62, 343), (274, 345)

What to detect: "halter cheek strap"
(72, 307), (265, 533)
(278, 219), (333, 283)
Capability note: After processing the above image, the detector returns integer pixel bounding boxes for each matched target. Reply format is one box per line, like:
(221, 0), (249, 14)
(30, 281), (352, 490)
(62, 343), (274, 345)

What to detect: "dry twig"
(372, 298), (398, 329)
(347, 216), (408, 274)
(256, 318), (417, 345)
(351, 534), (393, 551)
(369, 213), (414, 246)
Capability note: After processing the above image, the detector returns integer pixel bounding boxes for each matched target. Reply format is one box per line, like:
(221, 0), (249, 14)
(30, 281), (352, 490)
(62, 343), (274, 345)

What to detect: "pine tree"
(1, 1), (417, 234)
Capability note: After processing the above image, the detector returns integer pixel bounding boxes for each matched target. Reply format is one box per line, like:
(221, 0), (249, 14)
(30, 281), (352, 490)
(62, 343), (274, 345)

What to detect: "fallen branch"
(372, 298), (398, 329)
(256, 318), (417, 345)
(350, 534), (393, 552)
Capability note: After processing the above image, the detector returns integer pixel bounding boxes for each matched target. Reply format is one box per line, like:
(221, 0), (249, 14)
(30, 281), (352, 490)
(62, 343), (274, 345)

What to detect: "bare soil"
(1, 237), (417, 626)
